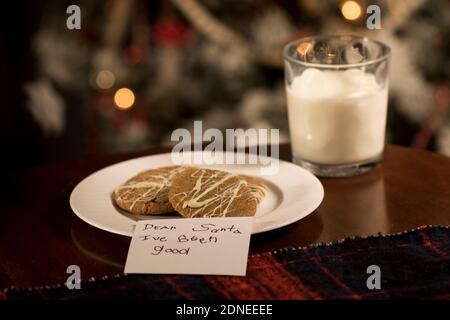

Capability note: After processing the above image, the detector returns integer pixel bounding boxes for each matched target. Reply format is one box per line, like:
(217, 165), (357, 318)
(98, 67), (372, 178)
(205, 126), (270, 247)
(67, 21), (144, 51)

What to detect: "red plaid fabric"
(2, 225), (449, 300)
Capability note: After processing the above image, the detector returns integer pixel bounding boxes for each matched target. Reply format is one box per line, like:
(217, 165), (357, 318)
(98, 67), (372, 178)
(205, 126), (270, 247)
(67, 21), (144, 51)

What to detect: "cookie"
(168, 167), (257, 218)
(239, 174), (267, 204)
(114, 166), (185, 215)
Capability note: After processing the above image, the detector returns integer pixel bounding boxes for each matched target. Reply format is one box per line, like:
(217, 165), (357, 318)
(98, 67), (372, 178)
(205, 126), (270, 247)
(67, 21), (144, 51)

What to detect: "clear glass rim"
(283, 34), (391, 69)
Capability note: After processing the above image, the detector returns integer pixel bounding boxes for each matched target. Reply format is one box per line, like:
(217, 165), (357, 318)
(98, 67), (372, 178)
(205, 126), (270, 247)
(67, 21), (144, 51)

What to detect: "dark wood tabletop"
(1, 144), (449, 288)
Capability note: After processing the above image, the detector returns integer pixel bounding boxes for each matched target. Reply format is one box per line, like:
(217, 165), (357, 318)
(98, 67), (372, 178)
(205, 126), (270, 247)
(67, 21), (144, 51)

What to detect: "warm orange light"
(297, 42), (312, 56)
(341, 1), (362, 21)
(114, 88), (135, 109)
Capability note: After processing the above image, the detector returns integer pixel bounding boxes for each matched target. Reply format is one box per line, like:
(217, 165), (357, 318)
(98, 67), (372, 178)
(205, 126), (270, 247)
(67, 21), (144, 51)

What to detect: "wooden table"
(1, 144), (449, 288)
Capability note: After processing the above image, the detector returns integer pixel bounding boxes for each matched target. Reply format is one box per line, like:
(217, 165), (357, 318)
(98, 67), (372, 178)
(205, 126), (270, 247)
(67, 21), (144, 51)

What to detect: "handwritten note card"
(124, 217), (253, 276)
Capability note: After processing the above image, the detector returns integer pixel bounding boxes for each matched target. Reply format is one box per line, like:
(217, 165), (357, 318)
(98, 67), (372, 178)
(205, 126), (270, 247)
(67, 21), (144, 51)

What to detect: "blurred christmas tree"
(25, 0), (449, 158)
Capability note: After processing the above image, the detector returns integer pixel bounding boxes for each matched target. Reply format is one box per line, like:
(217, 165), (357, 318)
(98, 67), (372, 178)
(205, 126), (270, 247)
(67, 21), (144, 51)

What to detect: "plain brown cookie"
(114, 166), (185, 215)
(168, 167), (257, 218)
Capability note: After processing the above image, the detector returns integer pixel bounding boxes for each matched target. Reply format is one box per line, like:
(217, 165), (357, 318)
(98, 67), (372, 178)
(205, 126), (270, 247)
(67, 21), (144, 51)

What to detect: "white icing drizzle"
(248, 184), (267, 203)
(116, 181), (165, 190)
(115, 167), (184, 210)
(183, 173), (234, 209)
(173, 169), (263, 217)
(115, 166), (266, 215)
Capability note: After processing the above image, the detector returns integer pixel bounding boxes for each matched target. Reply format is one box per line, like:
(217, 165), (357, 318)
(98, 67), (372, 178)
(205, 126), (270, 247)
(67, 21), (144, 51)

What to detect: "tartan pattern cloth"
(2, 225), (449, 300)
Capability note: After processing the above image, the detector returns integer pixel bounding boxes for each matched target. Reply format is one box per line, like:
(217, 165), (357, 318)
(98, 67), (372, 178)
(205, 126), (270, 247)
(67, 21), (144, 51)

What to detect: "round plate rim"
(69, 151), (324, 236)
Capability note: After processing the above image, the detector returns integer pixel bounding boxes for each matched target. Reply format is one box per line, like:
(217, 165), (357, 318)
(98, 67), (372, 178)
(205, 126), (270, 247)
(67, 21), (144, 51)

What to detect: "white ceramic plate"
(69, 152), (324, 236)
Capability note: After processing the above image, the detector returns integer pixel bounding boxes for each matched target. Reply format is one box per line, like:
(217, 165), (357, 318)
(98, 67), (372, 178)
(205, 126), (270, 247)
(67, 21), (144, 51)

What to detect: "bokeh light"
(341, 1), (362, 21)
(114, 88), (135, 110)
(95, 70), (115, 89)
(297, 42), (312, 56)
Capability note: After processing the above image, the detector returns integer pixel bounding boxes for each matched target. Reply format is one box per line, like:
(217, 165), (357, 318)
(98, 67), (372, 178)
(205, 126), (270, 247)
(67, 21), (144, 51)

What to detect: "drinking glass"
(284, 35), (390, 177)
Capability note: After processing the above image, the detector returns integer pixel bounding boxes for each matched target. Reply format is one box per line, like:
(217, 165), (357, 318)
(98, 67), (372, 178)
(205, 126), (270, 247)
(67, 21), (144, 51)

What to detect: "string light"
(297, 42), (312, 56)
(114, 88), (135, 110)
(341, 1), (362, 21)
(95, 70), (115, 89)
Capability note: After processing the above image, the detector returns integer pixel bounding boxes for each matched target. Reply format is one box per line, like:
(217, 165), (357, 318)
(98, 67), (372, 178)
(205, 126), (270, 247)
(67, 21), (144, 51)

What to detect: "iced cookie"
(114, 166), (185, 215)
(239, 174), (267, 204)
(168, 167), (257, 218)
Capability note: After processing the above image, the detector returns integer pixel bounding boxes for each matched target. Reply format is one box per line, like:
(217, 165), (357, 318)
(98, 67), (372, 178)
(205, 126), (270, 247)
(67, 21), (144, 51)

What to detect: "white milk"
(286, 68), (388, 165)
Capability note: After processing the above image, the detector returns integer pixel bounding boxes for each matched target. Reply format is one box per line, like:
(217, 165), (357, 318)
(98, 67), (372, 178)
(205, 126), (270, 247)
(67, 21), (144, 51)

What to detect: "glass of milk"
(283, 35), (390, 177)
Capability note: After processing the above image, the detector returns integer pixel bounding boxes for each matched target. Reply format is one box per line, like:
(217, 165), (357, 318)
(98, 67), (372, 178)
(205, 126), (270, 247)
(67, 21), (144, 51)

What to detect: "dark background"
(1, 0), (449, 174)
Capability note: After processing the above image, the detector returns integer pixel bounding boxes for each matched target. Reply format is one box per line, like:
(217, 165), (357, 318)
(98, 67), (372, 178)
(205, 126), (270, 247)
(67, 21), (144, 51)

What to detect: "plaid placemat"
(2, 225), (449, 300)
